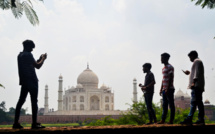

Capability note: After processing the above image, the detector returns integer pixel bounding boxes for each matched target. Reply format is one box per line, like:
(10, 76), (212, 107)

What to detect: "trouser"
(187, 88), (205, 121)
(14, 81), (38, 124)
(144, 93), (157, 122)
(162, 89), (175, 122)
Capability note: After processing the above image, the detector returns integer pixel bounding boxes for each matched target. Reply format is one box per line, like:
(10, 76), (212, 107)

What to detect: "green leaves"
(0, 0), (43, 26)
(0, 101), (6, 111)
(22, 1), (39, 26)
(11, 1), (23, 19)
(191, 0), (215, 9)
(0, 0), (10, 10)
(0, 84), (5, 89)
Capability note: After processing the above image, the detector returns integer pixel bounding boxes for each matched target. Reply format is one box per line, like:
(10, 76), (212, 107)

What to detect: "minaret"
(44, 85), (49, 113)
(58, 74), (63, 111)
(133, 78), (138, 103)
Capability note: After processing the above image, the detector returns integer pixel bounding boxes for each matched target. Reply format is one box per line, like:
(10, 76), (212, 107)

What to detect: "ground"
(0, 124), (215, 134)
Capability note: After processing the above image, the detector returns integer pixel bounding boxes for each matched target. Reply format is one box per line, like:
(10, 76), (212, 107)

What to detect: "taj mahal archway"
(90, 95), (100, 110)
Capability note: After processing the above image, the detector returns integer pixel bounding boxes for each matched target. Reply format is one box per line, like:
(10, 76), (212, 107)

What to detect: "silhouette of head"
(161, 53), (170, 64)
(188, 50), (198, 62)
(143, 63), (151, 73)
(23, 40), (35, 52)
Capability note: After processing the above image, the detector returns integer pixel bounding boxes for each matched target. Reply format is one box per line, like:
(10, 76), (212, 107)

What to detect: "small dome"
(76, 84), (83, 89)
(204, 99), (210, 104)
(59, 74), (63, 79)
(175, 89), (184, 98)
(100, 84), (108, 90)
(184, 92), (190, 98)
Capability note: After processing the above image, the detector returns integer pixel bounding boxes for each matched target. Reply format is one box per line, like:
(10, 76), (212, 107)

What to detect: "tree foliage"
(0, 101), (6, 111)
(191, 0), (215, 9)
(0, 0), (43, 26)
(0, 101), (28, 124)
(86, 98), (213, 126)
(0, 101), (13, 124)
(7, 107), (26, 115)
(0, 84), (5, 89)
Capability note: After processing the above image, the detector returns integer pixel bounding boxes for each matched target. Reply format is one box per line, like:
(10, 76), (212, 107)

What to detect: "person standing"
(139, 63), (157, 125)
(158, 53), (175, 124)
(13, 40), (47, 129)
(180, 50), (205, 125)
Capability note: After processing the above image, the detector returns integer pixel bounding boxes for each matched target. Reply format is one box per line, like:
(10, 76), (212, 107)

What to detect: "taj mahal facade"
(43, 65), (123, 115)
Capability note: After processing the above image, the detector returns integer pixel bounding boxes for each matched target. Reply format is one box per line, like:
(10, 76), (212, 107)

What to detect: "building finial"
(87, 62), (89, 69)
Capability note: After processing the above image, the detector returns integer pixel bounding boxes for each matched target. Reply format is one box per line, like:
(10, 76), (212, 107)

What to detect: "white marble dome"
(175, 89), (190, 98)
(100, 84), (108, 90)
(76, 83), (83, 89)
(77, 66), (99, 88)
(175, 89), (184, 97)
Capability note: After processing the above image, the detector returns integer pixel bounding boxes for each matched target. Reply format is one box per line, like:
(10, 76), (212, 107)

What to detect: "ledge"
(1, 124), (215, 134)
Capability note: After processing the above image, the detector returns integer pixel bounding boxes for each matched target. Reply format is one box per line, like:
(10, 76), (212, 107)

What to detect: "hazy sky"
(0, 0), (215, 114)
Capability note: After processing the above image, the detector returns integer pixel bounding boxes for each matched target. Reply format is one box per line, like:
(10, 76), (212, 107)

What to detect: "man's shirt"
(144, 71), (155, 93)
(188, 58), (205, 91)
(18, 52), (38, 85)
(162, 64), (174, 90)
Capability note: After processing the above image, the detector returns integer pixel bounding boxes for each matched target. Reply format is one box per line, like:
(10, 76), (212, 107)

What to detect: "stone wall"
(19, 115), (122, 124)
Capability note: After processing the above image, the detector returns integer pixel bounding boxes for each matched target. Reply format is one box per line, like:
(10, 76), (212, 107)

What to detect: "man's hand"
(39, 54), (43, 61)
(142, 86), (147, 90)
(139, 83), (142, 87)
(190, 79), (197, 89)
(159, 90), (162, 96)
(182, 70), (190, 75)
(141, 87), (147, 92)
(164, 89), (168, 95)
(35, 53), (47, 69)
(40, 53), (47, 60)
(191, 83), (195, 89)
(38, 53), (47, 61)
(42, 53), (47, 59)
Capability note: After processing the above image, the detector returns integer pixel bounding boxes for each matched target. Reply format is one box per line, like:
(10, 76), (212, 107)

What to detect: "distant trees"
(0, 101), (13, 124)
(191, 0), (215, 9)
(7, 106), (27, 115)
(0, 0), (43, 26)
(0, 101), (27, 124)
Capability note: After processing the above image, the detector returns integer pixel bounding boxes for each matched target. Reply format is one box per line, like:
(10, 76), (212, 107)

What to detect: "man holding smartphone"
(180, 50), (205, 125)
(13, 40), (47, 129)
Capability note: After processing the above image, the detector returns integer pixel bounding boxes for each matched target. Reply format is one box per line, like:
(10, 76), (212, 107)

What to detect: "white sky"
(0, 0), (215, 114)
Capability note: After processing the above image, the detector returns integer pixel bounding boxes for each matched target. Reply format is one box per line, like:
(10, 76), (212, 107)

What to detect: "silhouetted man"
(180, 50), (205, 125)
(139, 63), (157, 125)
(158, 53), (175, 124)
(13, 40), (47, 129)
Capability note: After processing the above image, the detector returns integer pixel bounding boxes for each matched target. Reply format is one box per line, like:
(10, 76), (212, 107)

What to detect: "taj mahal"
(43, 65), (124, 115)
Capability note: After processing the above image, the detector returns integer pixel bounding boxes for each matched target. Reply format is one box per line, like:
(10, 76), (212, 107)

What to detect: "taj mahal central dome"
(77, 65), (99, 89)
